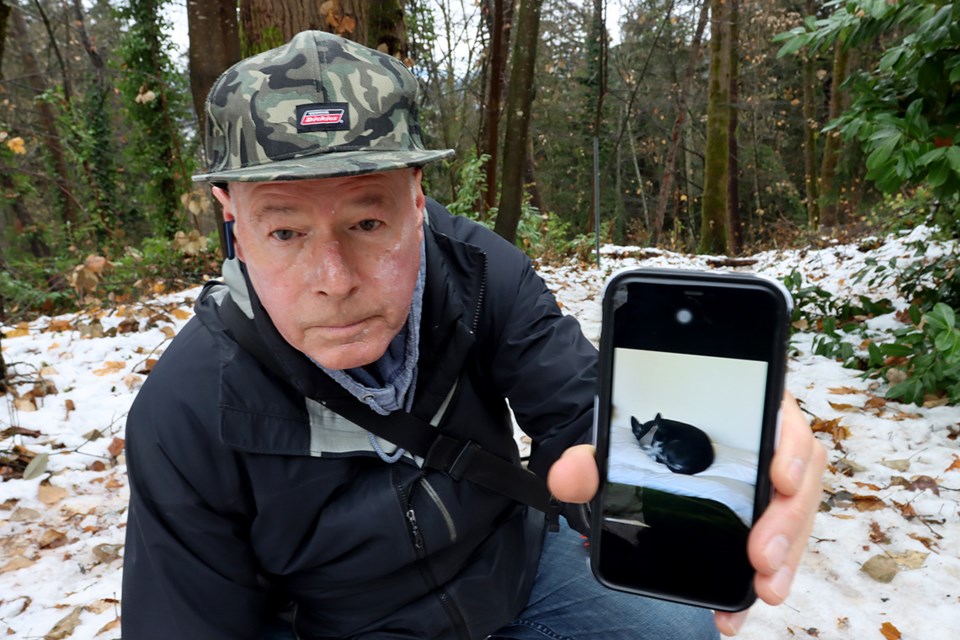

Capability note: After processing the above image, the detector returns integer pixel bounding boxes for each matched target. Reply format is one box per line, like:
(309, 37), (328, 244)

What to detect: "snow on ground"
(1, 227), (958, 639)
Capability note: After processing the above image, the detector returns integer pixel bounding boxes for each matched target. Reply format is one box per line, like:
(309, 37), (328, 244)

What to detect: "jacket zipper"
(393, 469), (470, 640)
(471, 254), (488, 335)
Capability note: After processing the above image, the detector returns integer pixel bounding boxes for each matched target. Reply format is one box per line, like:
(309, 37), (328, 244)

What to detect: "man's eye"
(355, 219), (381, 232)
(270, 229), (298, 241)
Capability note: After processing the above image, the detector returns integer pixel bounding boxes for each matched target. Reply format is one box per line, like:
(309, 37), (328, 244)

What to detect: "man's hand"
(714, 392), (826, 635)
(546, 392), (827, 637)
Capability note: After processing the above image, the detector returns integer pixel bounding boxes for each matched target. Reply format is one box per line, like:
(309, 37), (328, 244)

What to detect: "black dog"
(630, 413), (714, 475)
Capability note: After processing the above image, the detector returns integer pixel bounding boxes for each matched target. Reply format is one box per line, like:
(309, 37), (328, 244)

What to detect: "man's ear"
(211, 185), (241, 260)
(412, 168), (426, 223)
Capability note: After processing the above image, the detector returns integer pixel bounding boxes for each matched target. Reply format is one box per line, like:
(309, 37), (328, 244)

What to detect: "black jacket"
(121, 200), (598, 639)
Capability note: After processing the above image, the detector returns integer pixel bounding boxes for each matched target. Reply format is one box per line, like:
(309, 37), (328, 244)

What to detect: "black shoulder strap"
(219, 294), (560, 529)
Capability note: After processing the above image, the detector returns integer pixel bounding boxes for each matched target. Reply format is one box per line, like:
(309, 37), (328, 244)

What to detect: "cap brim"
(193, 148), (455, 183)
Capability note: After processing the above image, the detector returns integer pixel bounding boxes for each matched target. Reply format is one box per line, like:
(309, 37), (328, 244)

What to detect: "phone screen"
(591, 270), (790, 611)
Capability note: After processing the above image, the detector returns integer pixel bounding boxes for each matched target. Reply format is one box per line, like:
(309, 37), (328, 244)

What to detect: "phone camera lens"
(676, 309), (693, 325)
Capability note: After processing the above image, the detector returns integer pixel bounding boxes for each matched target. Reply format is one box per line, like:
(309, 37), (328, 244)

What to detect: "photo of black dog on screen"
(631, 413), (714, 475)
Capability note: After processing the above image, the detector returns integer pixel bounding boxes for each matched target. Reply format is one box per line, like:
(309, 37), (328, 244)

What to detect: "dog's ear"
(655, 412), (662, 422)
(630, 416), (641, 429)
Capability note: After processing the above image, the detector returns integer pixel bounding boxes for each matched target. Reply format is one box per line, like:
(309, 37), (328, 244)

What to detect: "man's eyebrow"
(251, 203), (297, 222)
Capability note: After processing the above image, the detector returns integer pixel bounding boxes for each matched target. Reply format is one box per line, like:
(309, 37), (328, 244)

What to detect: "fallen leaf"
(907, 533), (939, 551)
(4, 325), (30, 338)
(160, 326), (176, 339)
(854, 481), (882, 491)
(827, 386), (861, 395)
(22, 452), (49, 480)
(946, 454), (960, 473)
(864, 396), (887, 411)
(46, 605), (83, 639)
(880, 621), (902, 640)
(93, 361), (126, 376)
(869, 522), (890, 544)
(862, 554), (898, 583)
(891, 500), (917, 520)
(86, 598), (119, 615)
(0, 555), (35, 574)
(852, 494), (886, 511)
(38, 483), (68, 505)
(171, 308), (192, 320)
(13, 396), (37, 412)
(880, 458), (911, 472)
(95, 617), (121, 636)
(92, 543), (123, 564)
(123, 373), (143, 391)
(828, 401), (858, 412)
(10, 507), (41, 522)
(890, 550), (928, 570)
(38, 528), (68, 549)
(907, 475), (940, 496)
(108, 437), (125, 458)
(45, 319), (73, 333)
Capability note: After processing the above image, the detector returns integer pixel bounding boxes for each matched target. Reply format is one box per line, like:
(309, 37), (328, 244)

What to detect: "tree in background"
(777, 0), (960, 230)
(187, 0), (241, 137)
(117, 0), (195, 239)
(699, 0), (734, 253)
(494, 0), (545, 244)
(240, 0), (407, 57)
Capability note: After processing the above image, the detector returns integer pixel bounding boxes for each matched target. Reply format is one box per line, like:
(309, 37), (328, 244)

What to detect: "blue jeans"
(260, 520), (718, 639)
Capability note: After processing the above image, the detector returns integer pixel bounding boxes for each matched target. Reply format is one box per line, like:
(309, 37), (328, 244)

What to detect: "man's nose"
(310, 241), (359, 298)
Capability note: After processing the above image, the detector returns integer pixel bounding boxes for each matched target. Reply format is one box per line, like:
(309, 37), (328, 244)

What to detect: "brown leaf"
(907, 475), (940, 496)
(93, 361), (126, 376)
(880, 622), (902, 640)
(853, 495), (886, 511)
(45, 319), (74, 333)
(39, 528), (68, 549)
(890, 550), (928, 569)
(117, 318), (140, 334)
(827, 386), (861, 395)
(862, 555), (898, 583)
(171, 308), (192, 320)
(46, 605), (83, 639)
(0, 555), (35, 574)
(38, 483), (68, 505)
(907, 532), (939, 551)
(891, 500), (917, 520)
(811, 417), (850, 444)
(854, 481), (882, 491)
(828, 401), (858, 412)
(945, 454), (960, 473)
(108, 437), (125, 458)
(95, 617), (121, 636)
(92, 543), (123, 565)
(869, 522), (890, 544)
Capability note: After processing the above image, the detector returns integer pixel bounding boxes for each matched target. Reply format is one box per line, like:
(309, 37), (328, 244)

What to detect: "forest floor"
(1, 225), (958, 639)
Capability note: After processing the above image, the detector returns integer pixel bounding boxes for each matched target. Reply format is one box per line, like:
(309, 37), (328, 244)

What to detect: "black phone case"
(589, 268), (792, 612)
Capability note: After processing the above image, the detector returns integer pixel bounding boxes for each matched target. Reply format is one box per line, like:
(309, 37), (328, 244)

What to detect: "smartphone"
(590, 268), (792, 611)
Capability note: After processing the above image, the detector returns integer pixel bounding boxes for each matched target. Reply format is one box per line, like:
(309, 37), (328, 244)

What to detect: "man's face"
(214, 169), (425, 370)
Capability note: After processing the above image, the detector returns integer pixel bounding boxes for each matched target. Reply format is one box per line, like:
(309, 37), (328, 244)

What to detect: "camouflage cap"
(193, 31), (453, 183)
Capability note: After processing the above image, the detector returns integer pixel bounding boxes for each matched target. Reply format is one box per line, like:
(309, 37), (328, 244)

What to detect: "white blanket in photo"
(607, 424), (758, 527)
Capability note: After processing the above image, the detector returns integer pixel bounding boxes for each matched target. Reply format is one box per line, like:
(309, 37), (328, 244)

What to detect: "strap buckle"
(446, 440), (480, 480)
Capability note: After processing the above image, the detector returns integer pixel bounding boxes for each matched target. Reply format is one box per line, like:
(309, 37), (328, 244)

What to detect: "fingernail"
(764, 535), (790, 572)
(721, 614), (745, 636)
(789, 457), (806, 491)
(770, 566), (794, 601)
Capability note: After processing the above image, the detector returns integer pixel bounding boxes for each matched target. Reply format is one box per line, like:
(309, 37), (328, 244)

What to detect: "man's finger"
(546, 444), (598, 504)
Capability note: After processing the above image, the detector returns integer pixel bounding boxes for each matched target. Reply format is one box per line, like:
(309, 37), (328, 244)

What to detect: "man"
(122, 31), (825, 639)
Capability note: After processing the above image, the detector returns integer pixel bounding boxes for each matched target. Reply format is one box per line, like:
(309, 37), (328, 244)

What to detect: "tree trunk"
(0, 0), (9, 75)
(586, 0), (606, 234)
(479, 0), (507, 215)
(726, 0), (741, 255)
(188, 0), (241, 136)
(652, 0), (708, 246)
(699, 0), (732, 254)
(818, 38), (849, 228)
(9, 5), (78, 228)
(240, 0), (406, 57)
(494, 0), (544, 244)
(802, 0), (820, 229)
